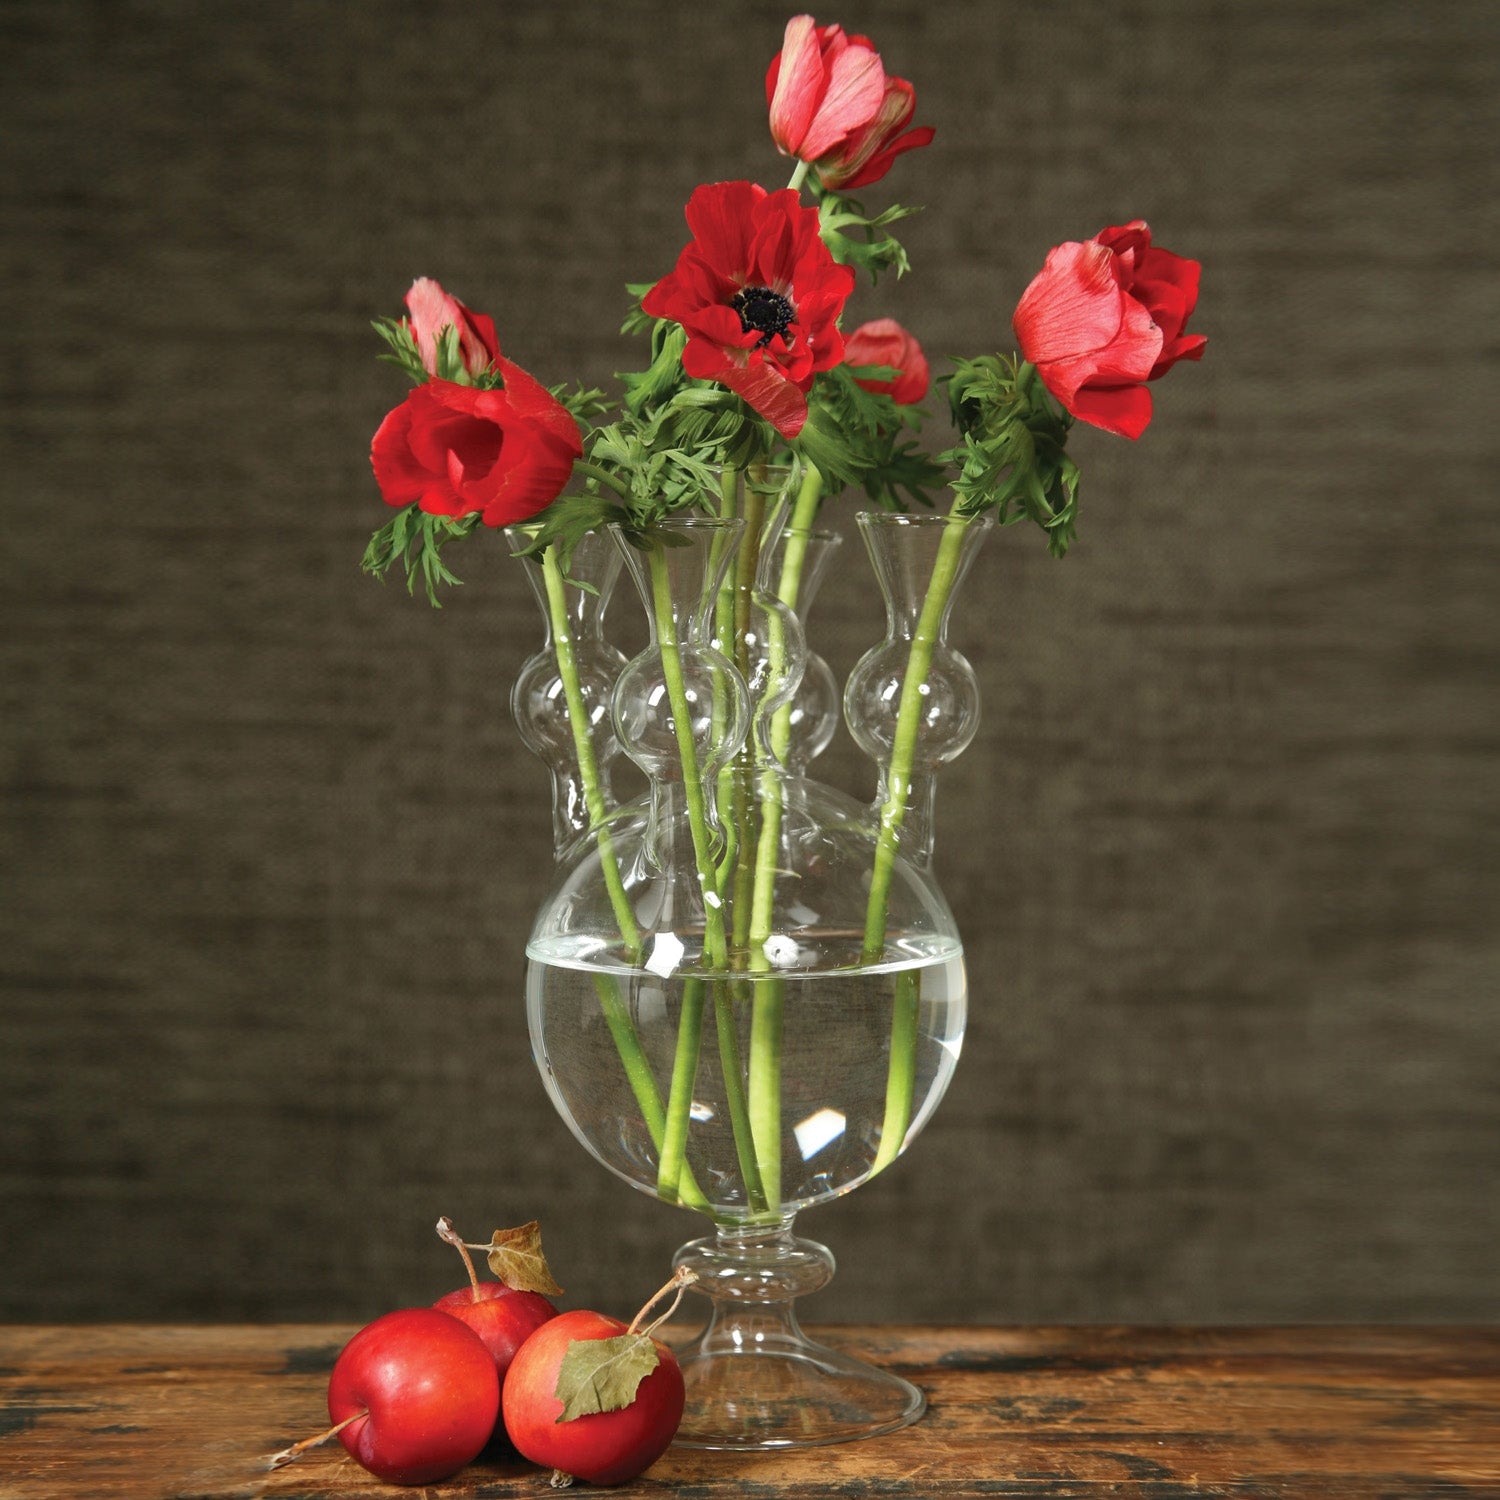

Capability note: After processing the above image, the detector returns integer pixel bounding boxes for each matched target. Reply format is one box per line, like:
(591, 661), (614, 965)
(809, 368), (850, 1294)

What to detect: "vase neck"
(618, 517), (742, 652)
(773, 527), (841, 618)
(611, 520), (749, 923)
(505, 527), (627, 859)
(711, 470), (811, 773)
(878, 767), (940, 869)
(857, 511), (989, 640)
(845, 511), (993, 883)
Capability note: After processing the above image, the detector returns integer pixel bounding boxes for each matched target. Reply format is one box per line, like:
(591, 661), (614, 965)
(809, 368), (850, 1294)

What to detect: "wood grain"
(1, 1325), (1495, 1498)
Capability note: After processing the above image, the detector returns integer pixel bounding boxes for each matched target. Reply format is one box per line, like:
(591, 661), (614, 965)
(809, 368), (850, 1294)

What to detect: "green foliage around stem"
(551, 383), (613, 423)
(370, 318), (506, 389)
(814, 188), (921, 283)
(370, 317), (430, 385)
(515, 388), (777, 569)
(943, 354), (1082, 556)
(799, 364), (949, 510)
(620, 321), (689, 413)
(361, 504), (482, 606)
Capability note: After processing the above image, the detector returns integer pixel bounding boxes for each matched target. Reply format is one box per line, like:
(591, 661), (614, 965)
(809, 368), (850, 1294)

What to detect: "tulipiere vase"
(515, 494), (990, 1448)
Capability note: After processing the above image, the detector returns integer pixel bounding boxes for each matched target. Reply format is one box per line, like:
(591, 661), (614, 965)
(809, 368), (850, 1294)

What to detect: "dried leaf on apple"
(483, 1220), (565, 1297)
(553, 1333), (660, 1421)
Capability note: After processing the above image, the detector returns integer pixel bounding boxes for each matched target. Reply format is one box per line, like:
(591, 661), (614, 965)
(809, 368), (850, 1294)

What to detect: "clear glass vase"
(845, 510), (994, 870)
(506, 525), (629, 858)
(523, 499), (977, 1449)
(767, 523), (843, 771)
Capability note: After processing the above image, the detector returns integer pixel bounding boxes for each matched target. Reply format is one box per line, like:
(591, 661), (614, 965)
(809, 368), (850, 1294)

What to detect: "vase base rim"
(669, 1334), (926, 1450)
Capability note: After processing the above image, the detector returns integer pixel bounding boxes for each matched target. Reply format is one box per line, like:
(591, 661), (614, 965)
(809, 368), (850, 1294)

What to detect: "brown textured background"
(2, 0), (1497, 1326)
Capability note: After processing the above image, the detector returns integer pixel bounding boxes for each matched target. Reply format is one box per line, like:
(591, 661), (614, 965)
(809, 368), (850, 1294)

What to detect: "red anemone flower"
(370, 361), (582, 527)
(403, 277), (499, 379)
(642, 180), (856, 439)
(844, 318), (930, 405)
(814, 74), (934, 191)
(765, 16), (886, 165)
(1013, 220), (1206, 439)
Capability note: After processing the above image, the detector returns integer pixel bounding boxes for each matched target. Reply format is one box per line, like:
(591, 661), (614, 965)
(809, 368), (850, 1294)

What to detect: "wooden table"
(1, 1324), (1495, 1498)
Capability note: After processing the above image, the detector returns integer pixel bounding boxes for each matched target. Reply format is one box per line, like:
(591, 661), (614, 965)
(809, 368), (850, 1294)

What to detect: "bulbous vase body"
(524, 771), (966, 1224)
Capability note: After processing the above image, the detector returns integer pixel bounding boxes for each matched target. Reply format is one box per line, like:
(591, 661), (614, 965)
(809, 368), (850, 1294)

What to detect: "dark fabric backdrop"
(3, 0), (1497, 1325)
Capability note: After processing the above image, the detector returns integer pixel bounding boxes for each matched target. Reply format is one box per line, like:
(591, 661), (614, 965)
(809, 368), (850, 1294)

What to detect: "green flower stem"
(720, 486), (780, 1212)
(588, 972), (704, 1212)
(540, 547), (638, 958)
(861, 506), (975, 1173)
(541, 546), (708, 1212)
(647, 542), (729, 968)
(657, 976), (705, 1199)
(727, 480), (767, 962)
(719, 479), (776, 1210)
(700, 471), (769, 1208)
(711, 469), (741, 898)
(713, 982), (769, 1211)
(746, 980), (784, 1208)
(787, 158), (811, 193)
(752, 463), (825, 922)
(861, 508), (974, 961)
(870, 968), (920, 1174)
(742, 464), (824, 1209)
(573, 458), (631, 497)
(646, 538), (770, 1215)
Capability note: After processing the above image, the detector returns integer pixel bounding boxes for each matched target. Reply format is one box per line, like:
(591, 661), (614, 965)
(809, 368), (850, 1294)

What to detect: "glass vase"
(506, 526), (629, 858)
(766, 523), (843, 771)
(522, 498), (977, 1449)
(845, 511), (993, 871)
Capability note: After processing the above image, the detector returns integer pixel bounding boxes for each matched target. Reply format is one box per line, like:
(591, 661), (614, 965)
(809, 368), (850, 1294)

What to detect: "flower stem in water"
(542, 543), (707, 1210)
(744, 463), (824, 1210)
(657, 976), (706, 1201)
(861, 509), (974, 960)
(646, 536), (769, 1213)
(861, 505), (975, 1173)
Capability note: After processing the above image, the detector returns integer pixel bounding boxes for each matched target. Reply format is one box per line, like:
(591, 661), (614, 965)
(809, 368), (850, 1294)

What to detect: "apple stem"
(435, 1214), (484, 1300)
(267, 1408), (366, 1469)
(549, 1469), (576, 1488)
(627, 1265), (699, 1340)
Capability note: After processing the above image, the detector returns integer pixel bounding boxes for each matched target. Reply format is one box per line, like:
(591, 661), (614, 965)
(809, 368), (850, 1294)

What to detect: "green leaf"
(553, 1333), (661, 1421)
(620, 322), (688, 414)
(360, 503), (481, 606)
(371, 317), (429, 385)
(432, 323), (472, 384)
(940, 355), (1084, 553)
(815, 191), (921, 284)
(551, 383), (613, 422)
(517, 491), (633, 568)
(797, 366), (950, 509)
(620, 281), (663, 337)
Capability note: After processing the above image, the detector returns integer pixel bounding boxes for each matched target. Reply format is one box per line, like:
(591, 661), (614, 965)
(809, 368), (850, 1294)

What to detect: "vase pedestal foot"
(667, 1225), (926, 1450)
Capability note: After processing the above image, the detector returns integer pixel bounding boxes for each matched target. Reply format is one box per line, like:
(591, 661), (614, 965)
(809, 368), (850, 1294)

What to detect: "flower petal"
(1015, 242), (1136, 367)
(796, 36), (886, 160)
(767, 15), (824, 156)
(491, 358), (584, 458)
(1066, 381), (1155, 440)
(683, 180), (767, 282)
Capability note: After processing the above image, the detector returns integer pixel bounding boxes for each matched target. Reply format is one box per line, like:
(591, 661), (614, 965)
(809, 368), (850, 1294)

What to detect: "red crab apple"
(502, 1268), (694, 1486)
(432, 1215), (559, 1377)
(271, 1307), (499, 1485)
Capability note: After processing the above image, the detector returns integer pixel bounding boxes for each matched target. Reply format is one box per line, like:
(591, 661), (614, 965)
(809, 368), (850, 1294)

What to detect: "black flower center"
(732, 285), (795, 348)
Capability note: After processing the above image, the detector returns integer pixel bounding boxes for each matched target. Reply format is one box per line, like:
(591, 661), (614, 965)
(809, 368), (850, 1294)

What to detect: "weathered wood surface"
(1, 1325), (1495, 1499)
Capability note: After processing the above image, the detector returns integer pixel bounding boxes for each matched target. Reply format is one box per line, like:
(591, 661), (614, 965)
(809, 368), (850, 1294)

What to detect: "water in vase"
(526, 935), (966, 1220)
